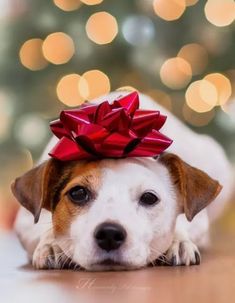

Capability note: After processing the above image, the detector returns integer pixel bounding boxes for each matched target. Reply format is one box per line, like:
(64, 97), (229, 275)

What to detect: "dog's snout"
(94, 222), (127, 252)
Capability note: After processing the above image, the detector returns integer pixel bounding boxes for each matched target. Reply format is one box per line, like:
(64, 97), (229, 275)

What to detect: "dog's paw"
(32, 232), (66, 269)
(165, 239), (201, 266)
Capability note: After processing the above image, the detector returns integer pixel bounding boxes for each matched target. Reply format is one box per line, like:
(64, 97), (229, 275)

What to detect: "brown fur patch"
(160, 153), (222, 221)
(11, 159), (70, 223)
(12, 157), (102, 234)
(52, 161), (102, 237)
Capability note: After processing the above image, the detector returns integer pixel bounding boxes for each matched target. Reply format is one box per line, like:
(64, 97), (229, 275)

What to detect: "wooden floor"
(1, 213), (235, 303)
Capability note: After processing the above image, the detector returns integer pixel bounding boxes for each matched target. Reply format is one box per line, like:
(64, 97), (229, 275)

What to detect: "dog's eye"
(139, 191), (160, 206)
(67, 186), (90, 205)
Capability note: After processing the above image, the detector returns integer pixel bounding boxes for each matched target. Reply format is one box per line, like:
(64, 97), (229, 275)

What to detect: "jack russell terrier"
(12, 91), (233, 271)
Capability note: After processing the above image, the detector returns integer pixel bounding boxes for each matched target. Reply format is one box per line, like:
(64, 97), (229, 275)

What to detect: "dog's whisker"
(148, 246), (171, 265)
(73, 262), (81, 271)
(61, 255), (72, 269)
(67, 258), (73, 269)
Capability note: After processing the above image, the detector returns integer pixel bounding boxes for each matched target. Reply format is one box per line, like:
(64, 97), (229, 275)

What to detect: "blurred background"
(0, 0), (234, 230)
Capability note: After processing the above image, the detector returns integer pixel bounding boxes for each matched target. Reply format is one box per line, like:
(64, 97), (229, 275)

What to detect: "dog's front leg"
(165, 231), (201, 266)
(15, 208), (68, 269)
(165, 210), (209, 266)
(32, 229), (66, 269)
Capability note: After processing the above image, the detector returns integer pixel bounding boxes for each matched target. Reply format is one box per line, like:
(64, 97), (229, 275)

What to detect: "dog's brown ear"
(160, 153), (222, 221)
(11, 159), (64, 223)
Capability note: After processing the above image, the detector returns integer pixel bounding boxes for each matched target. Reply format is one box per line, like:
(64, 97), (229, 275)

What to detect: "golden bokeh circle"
(19, 38), (48, 71)
(185, 80), (217, 113)
(78, 70), (111, 100)
(204, 0), (235, 27)
(81, 0), (103, 5)
(86, 12), (118, 45)
(177, 43), (208, 75)
(153, 0), (186, 21)
(53, 0), (82, 11)
(183, 103), (215, 127)
(42, 32), (75, 65)
(204, 73), (232, 105)
(116, 86), (138, 93)
(185, 0), (199, 6)
(160, 57), (192, 89)
(57, 74), (85, 106)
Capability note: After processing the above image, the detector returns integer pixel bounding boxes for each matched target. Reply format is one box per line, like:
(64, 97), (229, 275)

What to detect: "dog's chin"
(84, 258), (143, 271)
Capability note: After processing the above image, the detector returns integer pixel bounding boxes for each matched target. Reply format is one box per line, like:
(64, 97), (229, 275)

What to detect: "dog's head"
(11, 153), (221, 270)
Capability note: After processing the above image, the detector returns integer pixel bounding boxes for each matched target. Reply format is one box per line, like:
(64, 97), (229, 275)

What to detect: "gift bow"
(49, 92), (173, 161)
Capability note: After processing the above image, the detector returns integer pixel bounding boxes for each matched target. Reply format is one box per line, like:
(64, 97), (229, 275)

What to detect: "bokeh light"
(56, 74), (85, 106)
(185, 80), (217, 113)
(153, 0), (186, 21)
(204, 0), (235, 27)
(14, 114), (48, 148)
(204, 73), (232, 106)
(122, 15), (155, 46)
(19, 38), (48, 71)
(221, 99), (235, 122)
(185, 0), (199, 6)
(81, 0), (103, 5)
(42, 32), (75, 64)
(160, 57), (192, 89)
(86, 12), (118, 45)
(177, 43), (208, 75)
(183, 103), (215, 127)
(78, 70), (111, 100)
(116, 86), (137, 92)
(53, 0), (82, 11)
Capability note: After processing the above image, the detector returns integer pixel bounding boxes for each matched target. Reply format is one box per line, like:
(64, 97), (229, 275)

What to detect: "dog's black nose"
(94, 223), (127, 252)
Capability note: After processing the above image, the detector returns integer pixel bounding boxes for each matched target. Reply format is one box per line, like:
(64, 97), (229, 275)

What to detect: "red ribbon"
(49, 92), (173, 161)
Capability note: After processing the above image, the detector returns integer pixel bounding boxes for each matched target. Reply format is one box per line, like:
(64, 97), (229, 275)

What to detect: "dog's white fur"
(14, 92), (233, 270)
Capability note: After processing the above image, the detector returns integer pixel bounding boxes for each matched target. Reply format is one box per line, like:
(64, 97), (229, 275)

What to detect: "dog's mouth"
(99, 258), (122, 266)
(90, 258), (132, 271)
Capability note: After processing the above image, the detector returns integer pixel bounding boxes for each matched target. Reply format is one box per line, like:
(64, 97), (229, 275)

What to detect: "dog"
(12, 91), (233, 271)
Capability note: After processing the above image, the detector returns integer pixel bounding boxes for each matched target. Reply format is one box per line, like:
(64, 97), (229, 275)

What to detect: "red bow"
(49, 92), (173, 161)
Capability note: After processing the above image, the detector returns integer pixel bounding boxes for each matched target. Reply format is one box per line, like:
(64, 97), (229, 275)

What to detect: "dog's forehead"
(100, 158), (158, 178)
(65, 157), (167, 191)
(100, 158), (170, 193)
